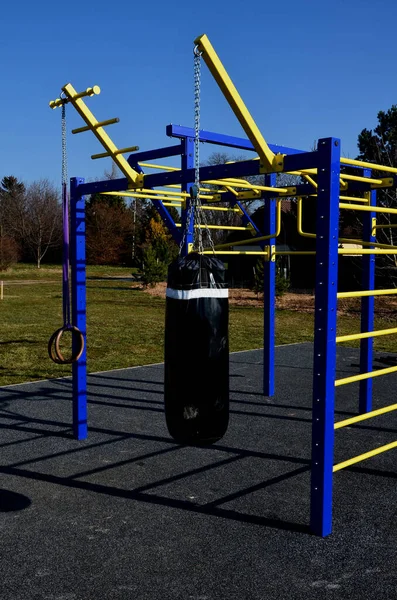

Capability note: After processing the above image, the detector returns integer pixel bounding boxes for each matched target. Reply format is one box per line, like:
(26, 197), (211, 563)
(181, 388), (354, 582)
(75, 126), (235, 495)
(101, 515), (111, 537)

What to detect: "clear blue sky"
(2, 0), (397, 188)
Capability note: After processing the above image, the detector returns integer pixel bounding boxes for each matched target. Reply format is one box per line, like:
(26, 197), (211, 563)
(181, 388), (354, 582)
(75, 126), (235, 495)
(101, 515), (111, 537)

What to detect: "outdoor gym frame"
(51, 34), (397, 537)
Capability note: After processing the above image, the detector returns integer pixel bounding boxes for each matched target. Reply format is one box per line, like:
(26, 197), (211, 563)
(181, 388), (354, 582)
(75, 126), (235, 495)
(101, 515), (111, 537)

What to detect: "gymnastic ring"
(48, 329), (64, 364)
(48, 326), (84, 364)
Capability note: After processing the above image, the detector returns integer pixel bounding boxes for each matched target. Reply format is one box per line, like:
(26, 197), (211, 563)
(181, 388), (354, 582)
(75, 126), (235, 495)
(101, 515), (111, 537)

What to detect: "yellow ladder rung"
(72, 118), (120, 134)
(335, 364), (397, 387)
(333, 440), (397, 472)
(336, 326), (397, 343)
(335, 402), (397, 429)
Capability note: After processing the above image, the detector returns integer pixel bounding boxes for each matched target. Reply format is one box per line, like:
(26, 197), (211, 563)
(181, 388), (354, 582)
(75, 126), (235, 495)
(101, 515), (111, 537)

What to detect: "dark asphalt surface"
(1, 343), (397, 599)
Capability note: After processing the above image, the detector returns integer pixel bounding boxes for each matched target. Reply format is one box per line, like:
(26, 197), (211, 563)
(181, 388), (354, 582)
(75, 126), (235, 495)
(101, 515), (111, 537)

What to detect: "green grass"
(1, 264), (397, 386)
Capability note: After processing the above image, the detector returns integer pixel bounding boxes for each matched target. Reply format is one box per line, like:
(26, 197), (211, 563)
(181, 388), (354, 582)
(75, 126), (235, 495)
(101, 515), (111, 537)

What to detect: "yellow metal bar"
(335, 364), (397, 387)
(139, 162), (179, 171)
(338, 195), (369, 203)
(339, 173), (384, 185)
(336, 326), (397, 343)
(60, 83), (142, 187)
(176, 224), (252, 231)
(338, 248), (397, 255)
(333, 440), (397, 472)
(49, 86), (100, 109)
(214, 199), (282, 250)
(201, 250), (269, 255)
(276, 251), (316, 255)
(194, 34), (281, 173)
(72, 118), (119, 134)
(337, 288), (397, 299)
(103, 189), (187, 199)
(341, 156), (397, 175)
(335, 403), (397, 430)
(375, 223), (397, 229)
(116, 193), (183, 203)
(91, 145), (139, 160)
(201, 206), (240, 212)
(340, 203), (397, 215)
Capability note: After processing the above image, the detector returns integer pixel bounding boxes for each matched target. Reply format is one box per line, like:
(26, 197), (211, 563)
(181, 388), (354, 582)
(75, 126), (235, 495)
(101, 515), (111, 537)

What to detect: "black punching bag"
(164, 252), (229, 444)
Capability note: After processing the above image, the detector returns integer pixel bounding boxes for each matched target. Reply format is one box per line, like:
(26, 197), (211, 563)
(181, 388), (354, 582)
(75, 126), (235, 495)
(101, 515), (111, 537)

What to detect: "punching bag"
(164, 252), (229, 444)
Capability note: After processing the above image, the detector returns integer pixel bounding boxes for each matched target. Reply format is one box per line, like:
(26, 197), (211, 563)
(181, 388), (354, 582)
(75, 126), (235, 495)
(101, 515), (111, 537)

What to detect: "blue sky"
(2, 0), (397, 188)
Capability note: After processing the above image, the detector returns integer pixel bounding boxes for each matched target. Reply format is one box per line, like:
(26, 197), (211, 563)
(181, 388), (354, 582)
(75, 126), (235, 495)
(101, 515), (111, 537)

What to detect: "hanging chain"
(61, 100), (68, 187)
(193, 46), (215, 254)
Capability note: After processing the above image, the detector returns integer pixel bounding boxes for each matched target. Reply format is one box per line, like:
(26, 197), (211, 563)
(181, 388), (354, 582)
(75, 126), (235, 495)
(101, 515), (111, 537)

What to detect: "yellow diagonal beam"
(61, 83), (143, 187)
(194, 34), (282, 173)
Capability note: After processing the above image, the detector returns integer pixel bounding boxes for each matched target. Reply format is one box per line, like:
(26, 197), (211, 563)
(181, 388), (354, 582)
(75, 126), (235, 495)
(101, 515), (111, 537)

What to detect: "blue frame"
(310, 138), (341, 537)
(70, 177), (88, 440)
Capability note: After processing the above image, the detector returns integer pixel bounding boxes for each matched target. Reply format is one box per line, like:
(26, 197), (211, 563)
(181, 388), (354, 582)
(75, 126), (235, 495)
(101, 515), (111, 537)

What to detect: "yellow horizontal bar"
(339, 173), (384, 185)
(276, 251), (316, 255)
(162, 202), (183, 207)
(337, 288), (397, 299)
(92, 145), (139, 160)
(104, 189), (189, 199)
(335, 402), (397, 430)
(335, 364), (397, 387)
(176, 224), (251, 231)
(139, 162), (178, 171)
(341, 156), (397, 175)
(338, 195), (369, 203)
(375, 223), (397, 229)
(201, 250), (269, 255)
(201, 206), (240, 212)
(340, 203), (397, 215)
(336, 326), (397, 343)
(333, 440), (397, 472)
(74, 85), (101, 100)
(49, 85), (101, 109)
(72, 117), (119, 134)
(338, 248), (397, 255)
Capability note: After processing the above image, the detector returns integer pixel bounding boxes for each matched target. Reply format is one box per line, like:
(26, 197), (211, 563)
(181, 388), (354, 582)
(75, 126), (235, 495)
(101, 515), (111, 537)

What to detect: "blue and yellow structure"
(50, 34), (397, 536)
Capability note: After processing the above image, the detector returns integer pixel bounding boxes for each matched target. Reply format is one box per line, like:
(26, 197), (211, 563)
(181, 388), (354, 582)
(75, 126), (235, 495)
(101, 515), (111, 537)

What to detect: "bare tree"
(24, 179), (62, 268)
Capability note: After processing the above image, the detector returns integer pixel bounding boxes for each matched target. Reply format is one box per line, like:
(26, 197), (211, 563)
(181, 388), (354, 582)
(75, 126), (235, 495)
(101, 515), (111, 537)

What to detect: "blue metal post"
(359, 169), (376, 413)
(70, 177), (87, 440)
(180, 137), (195, 257)
(310, 138), (341, 537)
(263, 174), (276, 397)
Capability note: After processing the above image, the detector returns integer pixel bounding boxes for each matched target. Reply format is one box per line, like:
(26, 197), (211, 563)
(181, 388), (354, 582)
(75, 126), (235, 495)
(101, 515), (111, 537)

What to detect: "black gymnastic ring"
(48, 326), (84, 364)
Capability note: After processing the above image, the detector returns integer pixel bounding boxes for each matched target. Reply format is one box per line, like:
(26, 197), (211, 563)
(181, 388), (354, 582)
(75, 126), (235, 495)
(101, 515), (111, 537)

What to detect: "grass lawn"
(1, 264), (397, 386)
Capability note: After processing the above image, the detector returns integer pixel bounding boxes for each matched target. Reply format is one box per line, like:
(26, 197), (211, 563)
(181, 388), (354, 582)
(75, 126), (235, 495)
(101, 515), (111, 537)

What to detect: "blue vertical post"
(180, 137), (195, 256)
(359, 169), (375, 413)
(70, 177), (87, 440)
(310, 138), (341, 537)
(263, 174), (276, 397)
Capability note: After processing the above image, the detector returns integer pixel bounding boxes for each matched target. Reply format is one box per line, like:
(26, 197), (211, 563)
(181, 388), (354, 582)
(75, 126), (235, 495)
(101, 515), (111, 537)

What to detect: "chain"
(61, 100), (67, 187)
(193, 46), (215, 254)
